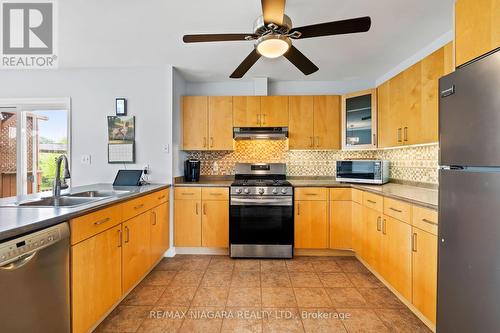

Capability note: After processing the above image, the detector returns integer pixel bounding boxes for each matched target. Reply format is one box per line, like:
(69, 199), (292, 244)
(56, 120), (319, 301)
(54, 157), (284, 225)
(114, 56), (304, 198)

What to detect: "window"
(0, 99), (70, 197)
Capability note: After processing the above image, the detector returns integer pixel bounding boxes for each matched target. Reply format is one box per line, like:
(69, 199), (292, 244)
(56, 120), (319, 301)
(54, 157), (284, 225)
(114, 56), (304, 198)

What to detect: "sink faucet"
(53, 155), (71, 198)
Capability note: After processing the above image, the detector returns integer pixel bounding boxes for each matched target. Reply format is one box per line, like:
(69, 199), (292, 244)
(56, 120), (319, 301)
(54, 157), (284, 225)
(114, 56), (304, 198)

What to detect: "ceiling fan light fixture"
(256, 35), (291, 58)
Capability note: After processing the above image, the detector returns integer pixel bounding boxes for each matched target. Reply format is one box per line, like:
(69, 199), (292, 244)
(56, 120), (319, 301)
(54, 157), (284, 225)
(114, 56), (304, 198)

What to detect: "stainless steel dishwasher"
(0, 223), (70, 333)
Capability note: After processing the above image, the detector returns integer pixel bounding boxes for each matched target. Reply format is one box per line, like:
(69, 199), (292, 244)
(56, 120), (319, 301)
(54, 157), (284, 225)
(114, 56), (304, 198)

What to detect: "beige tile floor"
(96, 255), (431, 333)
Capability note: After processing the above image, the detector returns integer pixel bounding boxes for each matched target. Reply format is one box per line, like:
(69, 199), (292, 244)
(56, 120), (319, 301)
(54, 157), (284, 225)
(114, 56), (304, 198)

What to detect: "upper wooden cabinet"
(182, 96), (234, 151)
(261, 96), (289, 127)
(377, 44), (453, 148)
(233, 96), (261, 127)
(455, 0), (500, 67)
(289, 95), (341, 150)
(341, 89), (377, 149)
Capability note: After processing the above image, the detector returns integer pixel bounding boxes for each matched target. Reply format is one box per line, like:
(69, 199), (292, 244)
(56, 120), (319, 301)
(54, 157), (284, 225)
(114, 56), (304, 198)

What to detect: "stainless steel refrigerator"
(438, 48), (500, 333)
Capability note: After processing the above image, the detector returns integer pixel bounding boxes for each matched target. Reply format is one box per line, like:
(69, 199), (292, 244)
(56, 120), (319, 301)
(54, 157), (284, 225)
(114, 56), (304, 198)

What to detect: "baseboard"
(174, 247), (229, 255)
(355, 255), (436, 333)
(164, 247), (176, 257)
(294, 248), (355, 257)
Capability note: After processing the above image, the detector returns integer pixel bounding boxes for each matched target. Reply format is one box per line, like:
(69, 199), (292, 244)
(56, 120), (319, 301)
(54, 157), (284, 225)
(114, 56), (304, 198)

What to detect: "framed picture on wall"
(107, 116), (135, 141)
(115, 98), (127, 115)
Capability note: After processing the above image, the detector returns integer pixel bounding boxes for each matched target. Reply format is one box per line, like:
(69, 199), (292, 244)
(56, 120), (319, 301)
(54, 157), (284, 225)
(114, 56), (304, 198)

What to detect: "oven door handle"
(231, 197), (293, 206)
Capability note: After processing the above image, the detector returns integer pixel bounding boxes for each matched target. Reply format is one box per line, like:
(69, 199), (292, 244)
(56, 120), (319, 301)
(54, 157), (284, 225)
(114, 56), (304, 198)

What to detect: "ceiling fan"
(183, 0), (372, 79)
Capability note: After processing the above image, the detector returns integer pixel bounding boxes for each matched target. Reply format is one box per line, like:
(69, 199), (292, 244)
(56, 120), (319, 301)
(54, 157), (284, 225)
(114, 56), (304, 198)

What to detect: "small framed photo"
(115, 98), (127, 115)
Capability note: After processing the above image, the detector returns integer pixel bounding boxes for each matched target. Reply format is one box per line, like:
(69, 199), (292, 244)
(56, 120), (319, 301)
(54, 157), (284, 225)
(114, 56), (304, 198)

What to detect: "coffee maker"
(184, 159), (201, 182)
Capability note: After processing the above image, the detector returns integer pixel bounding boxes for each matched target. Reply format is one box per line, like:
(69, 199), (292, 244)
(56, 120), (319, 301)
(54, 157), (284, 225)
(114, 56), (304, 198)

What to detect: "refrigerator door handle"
(440, 85), (455, 98)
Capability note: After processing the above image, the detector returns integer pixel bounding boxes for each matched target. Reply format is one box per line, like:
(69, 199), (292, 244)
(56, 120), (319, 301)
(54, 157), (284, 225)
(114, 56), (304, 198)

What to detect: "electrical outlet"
(143, 164), (150, 175)
(162, 144), (169, 153)
(81, 155), (91, 165)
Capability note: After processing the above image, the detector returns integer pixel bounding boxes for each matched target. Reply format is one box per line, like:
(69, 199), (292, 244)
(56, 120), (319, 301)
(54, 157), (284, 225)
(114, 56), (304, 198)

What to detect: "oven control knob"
(272, 188), (278, 194)
(281, 188), (288, 194)
(235, 188), (242, 194)
(243, 188), (250, 194)
(258, 188), (265, 195)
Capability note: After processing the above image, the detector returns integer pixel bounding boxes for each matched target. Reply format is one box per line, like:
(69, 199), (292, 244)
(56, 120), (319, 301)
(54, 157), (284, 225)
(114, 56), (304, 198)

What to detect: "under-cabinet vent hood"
(233, 127), (288, 140)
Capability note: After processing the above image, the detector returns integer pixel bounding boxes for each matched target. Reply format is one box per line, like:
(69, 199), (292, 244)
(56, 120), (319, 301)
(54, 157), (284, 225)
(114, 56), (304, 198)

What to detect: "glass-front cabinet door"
(341, 89), (377, 150)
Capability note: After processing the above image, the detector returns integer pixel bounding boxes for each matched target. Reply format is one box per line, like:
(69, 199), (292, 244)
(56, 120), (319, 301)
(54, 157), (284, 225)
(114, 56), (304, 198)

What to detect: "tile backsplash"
(186, 141), (439, 184)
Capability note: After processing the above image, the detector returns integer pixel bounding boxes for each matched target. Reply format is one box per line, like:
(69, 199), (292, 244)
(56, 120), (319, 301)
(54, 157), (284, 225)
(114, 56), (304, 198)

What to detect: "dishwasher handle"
(0, 251), (37, 271)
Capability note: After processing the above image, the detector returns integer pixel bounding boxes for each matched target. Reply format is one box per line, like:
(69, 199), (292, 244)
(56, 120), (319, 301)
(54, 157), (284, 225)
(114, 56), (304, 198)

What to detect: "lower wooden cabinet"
(174, 199), (202, 246)
(123, 212), (152, 293)
(363, 206), (383, 271)
(295, 200), (328, 249)
(329, 200), (352, 249)
(202, 200), (229, 247)
(412, 227), (438, 324)
(174, 187), (229, 248)
(381, 215), (412, 301)
(71, 225), (122, 333)
(150, 202), (170, 263)
(351, 201), (363, 253)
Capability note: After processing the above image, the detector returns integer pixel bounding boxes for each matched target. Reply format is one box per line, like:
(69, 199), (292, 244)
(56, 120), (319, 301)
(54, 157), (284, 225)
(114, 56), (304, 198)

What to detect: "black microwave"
(336, 160), (390, 184)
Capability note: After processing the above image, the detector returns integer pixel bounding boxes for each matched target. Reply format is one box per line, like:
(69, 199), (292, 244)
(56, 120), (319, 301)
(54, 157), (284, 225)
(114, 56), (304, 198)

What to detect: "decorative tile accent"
(186, 142), (438, 185)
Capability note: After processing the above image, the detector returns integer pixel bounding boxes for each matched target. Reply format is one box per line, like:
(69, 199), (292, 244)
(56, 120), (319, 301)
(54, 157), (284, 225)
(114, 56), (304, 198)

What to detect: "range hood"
(233, 127), (288, 140)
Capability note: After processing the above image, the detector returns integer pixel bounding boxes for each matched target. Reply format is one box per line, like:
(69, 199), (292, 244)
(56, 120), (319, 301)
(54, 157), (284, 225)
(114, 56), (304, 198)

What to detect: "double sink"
(11, 190), (131, 208)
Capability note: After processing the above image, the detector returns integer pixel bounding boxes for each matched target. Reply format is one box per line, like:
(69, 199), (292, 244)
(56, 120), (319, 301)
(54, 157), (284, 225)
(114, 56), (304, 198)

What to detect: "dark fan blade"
(183, 34), (256, 43)
(261, 0), (286, 25)
(284, 46), (319, 75)
(230, 49), (261, 79)
(290, 16), (371, 39)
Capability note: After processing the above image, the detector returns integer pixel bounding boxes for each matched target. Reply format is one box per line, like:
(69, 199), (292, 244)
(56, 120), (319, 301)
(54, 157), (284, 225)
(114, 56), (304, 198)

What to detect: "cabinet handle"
(304, 193), (317, 196)
(372, 133), (376, 145)
(210, 193), (222, 196)
(94, 217), (110, 226)
(118, 229), (122, 247)
(210, 137), (214, 148)
(316, 136), (320, 148)
(367, 199), (377, 204)
(158, 195), (166, 200)
(389, 207), (403, 213)
(421, 218), (435, 225)
(261, 114), (266, 125)
(297, 203), (300, 216)
(376, 216), (382, 231)
(152, 211), (157, 225)
(310, 137), (314, 148)
(203, 203), (207, 215)
(203, 137), (207, 147)
(195, 203), (199, 215)
(182, 193), (194, 196)
(124, 226), (130, 243)
(257, 114), (260, 125)
(382, 219), (387, 235)
(404, 127), (408, 142)
(397, 128), (402, 142)
(412, 233), (417, 252)
(134, 203), (144, 210)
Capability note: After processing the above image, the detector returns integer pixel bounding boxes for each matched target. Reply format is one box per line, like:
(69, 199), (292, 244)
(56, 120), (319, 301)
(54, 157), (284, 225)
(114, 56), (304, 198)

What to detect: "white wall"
(172, 68), (187, 177)
(0, 66), (173, 186)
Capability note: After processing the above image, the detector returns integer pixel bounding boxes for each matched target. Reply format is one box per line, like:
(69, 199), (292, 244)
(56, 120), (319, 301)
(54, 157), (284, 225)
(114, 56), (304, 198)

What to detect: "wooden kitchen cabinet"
(289, 96), (315, 149)
(182, 96), (234, 150)
(455, 0), (500, 67)
(313, 95), (341, 149)
(342, 89), (378, 149)
(208, 96), (234, 150)
(71, 225), (122, 333)
(122, 212), (152, 293)
(174, 197), (202, 246)
(202, 200), (229, 247)
(260, 96), (289, 127)
(233, 96), (261, 127)
(329, 189), (352, 249)
(295, 199), (329, 249)
(380, 215), (412, 301)
(351, 201), (363, 254)
(150, 202), (169, 264)
(363, 206), (383, 271)
(182, 96), (208, 150)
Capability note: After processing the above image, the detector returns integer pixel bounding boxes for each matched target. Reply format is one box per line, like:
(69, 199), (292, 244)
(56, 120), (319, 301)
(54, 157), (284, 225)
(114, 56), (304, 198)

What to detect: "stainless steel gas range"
(229, 163), (293, 259)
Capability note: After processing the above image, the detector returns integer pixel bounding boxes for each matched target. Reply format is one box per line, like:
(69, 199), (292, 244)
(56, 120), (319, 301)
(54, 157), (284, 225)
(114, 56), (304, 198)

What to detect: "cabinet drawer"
(295, 187), (328, 201)
(384, 197), (412, 223)
(329, 188), (352, 201)
(363, 192), (383, 212)
(202, 187), (229, 201)
(150, 189), (169, 206)
(122, 195), (153, 221)
(70, 205), (123, 245)
(352, 189), (363, 204)
(175, 187), (202, 200)
(412, 205), (438, 235)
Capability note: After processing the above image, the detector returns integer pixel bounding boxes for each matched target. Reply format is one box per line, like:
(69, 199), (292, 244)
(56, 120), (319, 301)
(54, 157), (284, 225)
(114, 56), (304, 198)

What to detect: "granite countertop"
(174, 176), (438, 210)
(0, 183), (170, 242)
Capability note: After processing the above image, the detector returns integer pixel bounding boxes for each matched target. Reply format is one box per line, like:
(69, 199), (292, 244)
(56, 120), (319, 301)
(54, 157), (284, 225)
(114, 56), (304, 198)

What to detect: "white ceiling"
(58, 0), (454, 83)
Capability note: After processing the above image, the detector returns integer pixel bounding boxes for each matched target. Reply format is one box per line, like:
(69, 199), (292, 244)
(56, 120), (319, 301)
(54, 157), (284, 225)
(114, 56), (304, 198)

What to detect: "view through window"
(0, 101), (70, 198)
